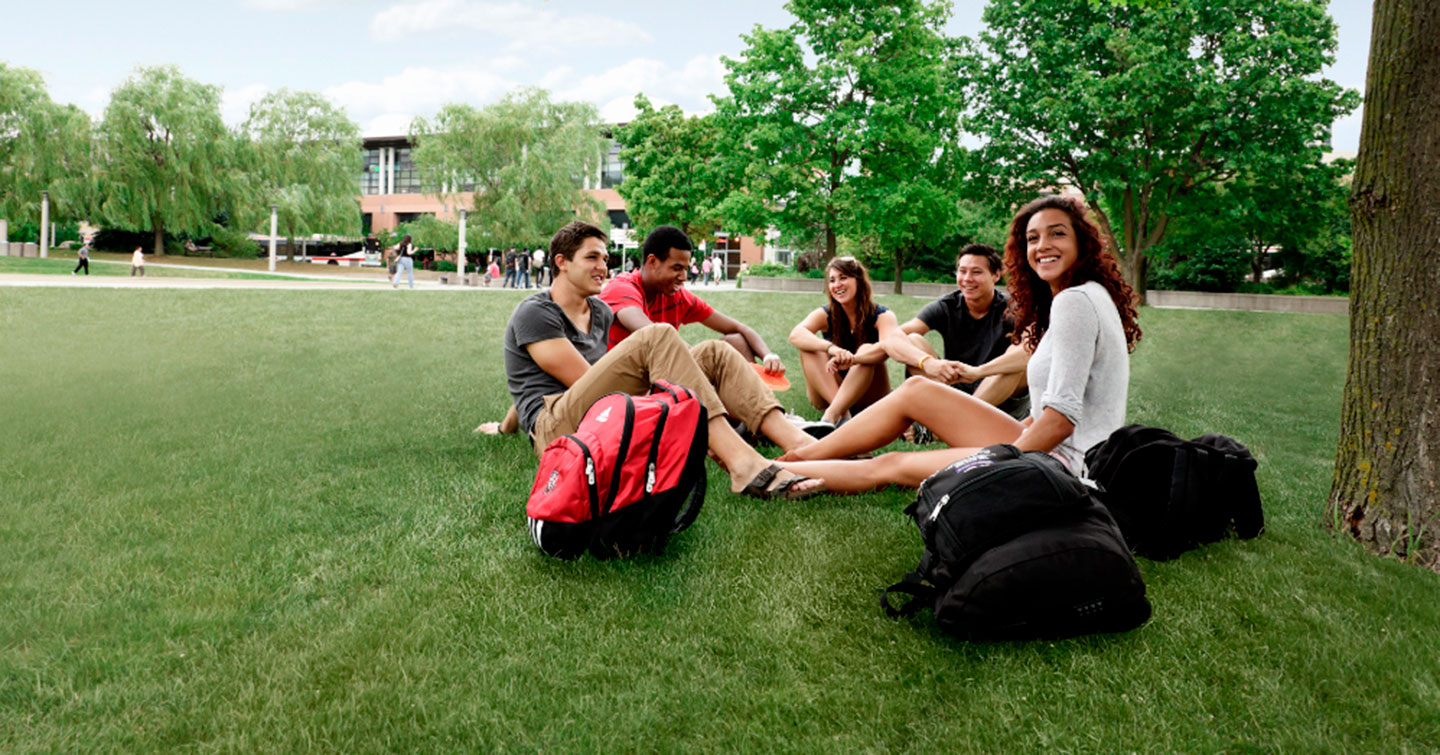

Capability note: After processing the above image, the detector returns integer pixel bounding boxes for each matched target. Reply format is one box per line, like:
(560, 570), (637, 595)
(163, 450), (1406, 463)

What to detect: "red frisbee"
(752, 362), (791, 391)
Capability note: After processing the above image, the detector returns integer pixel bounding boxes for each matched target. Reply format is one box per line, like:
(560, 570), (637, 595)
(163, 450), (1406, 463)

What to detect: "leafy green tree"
(239, 88), (363, 256)
(614, 95), (732, 244)
(1329, 0), (1440, 569)
(96, 65), (233, 255)
(409, 87), (605, 246)
(0, 63), (94, 231)
(964, 0), (1358, 291)
(713, 0), (965, 288)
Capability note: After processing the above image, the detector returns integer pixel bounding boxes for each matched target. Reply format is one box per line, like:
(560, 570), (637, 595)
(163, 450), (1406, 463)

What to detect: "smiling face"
(955, 253), (999, 308)
(827, 268), (857, 307)
(559, 237), (610, 297)
(1025, 208), (1080, 294)
(643, 247), (691, 295)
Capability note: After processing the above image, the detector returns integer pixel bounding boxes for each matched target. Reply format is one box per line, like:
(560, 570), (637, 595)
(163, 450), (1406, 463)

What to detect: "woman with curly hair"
(777, 195), (1141, 492)
(789, 256), (899, 426)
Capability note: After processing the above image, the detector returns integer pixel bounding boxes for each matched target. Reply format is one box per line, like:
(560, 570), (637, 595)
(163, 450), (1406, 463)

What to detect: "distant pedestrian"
(72, 240), (90, 275)
(517, 247), (532, 288)
(391, 234), (415, 289)
(130, 246), (145, 277)
(689, 260), (699, 283)
(701, 256), (712, 286)
(532, 247), (547, 286)
(503, 247), (517, 288)
(485, 259), (500, 287)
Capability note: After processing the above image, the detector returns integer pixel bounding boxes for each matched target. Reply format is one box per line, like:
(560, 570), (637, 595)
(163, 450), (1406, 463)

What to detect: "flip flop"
(751, 362), (791, 391)
(739, 463), (826, 501)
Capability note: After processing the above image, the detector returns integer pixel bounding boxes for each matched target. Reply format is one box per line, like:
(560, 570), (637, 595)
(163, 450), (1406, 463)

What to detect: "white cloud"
(324, 65), (514, 136)
(221, 83), (272, 126)
(368, 0), (653, 51)
(551, 54), (726, 121)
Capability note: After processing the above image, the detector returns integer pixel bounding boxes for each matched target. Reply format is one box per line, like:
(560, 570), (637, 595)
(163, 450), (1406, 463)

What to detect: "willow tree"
(1328, 0), (1440, 569)
(965, 0), (1357, 292)
(0, 64), (94, 236)
(409, 87), (605, 246)
(240, 89), (363, 256)
(96, 65), (232, 255)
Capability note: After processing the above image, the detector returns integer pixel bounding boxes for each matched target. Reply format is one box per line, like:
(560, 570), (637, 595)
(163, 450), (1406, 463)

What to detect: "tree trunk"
(1328, 0), (1440, 570)
(825, 224), (837, 260)
(1090, 199), (1147, 304)
(892, 246), (905, 295)
(152, 216), (165, 257)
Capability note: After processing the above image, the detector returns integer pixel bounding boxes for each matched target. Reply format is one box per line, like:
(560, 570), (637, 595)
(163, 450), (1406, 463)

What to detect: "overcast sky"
(2, 0), (1372, 151)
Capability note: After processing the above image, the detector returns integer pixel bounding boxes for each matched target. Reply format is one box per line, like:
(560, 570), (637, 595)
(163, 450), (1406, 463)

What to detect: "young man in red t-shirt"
(599, 226), (816, 451)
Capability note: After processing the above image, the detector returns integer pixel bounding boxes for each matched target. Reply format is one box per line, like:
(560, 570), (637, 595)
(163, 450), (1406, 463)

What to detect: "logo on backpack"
(596, 407), (612, 423)
(545, 469), (560, 494)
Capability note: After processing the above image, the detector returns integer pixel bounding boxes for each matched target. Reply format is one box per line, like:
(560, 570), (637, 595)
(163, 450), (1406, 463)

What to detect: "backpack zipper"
(562, 434), (602, 521)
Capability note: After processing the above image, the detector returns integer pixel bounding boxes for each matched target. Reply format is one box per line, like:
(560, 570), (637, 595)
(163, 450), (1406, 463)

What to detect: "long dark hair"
(397, 233), (413, 253)
(1003, 195), (1141, 352)
(824, 256), (878, 352)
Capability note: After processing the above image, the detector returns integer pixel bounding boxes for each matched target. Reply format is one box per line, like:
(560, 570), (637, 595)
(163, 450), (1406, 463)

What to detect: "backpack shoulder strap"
(881, 572), (937, 619)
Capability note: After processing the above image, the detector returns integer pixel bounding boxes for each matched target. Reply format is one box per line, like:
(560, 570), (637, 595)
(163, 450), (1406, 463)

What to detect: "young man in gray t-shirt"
(496, 221), (826, 501)
(884, 244), (1029, 417)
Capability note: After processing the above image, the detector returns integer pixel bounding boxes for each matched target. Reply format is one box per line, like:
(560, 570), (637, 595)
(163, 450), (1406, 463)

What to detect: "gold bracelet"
(918, 355), (932, 371)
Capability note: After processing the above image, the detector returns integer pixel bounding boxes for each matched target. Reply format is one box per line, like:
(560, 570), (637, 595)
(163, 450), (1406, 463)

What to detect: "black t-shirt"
(916, 290), (1014, 394)
(821, 304), (889, 352)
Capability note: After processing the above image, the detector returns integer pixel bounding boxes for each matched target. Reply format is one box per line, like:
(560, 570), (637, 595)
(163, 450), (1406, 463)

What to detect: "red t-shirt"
(599, 270), (716, 349)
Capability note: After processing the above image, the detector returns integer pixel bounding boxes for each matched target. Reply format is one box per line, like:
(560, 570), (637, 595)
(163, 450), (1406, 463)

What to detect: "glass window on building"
(601, 141), (625, 189)
(361, 149), (382, 195)
(394, 148), (422, 194)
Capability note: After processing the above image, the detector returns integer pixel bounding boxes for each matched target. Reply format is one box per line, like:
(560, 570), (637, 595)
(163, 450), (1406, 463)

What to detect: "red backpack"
(527, 380), (709, 559)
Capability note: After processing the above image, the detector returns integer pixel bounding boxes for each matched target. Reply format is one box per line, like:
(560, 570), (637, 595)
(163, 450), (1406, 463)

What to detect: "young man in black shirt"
(883, 244), (1029, 418)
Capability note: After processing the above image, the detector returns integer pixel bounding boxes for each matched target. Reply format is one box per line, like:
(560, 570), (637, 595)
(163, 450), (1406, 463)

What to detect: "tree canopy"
(964, 0), (1359, 290)
(409, 87), (605, 247)
(96, 65), (233, 255)
(712, 0), (965, 283)
(614, 94), (732, 244)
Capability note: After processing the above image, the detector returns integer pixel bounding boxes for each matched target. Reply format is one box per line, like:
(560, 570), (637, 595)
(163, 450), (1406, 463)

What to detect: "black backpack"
(1084, 425), (1264, 561)
(883, 444), (1151, 641)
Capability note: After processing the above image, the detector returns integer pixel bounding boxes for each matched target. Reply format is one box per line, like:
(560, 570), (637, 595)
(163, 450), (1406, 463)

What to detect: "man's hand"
(922, 358), (966, 385)
(761, 352), (785, 374)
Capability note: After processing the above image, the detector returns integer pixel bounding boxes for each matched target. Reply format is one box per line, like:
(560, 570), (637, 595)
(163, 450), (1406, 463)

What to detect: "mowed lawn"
(1, 286), (1436, 751)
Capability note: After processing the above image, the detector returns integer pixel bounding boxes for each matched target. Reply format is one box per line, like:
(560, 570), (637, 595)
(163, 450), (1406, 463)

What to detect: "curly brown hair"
(823, 256), (879, 353)
(1003, 195), (1141, 352)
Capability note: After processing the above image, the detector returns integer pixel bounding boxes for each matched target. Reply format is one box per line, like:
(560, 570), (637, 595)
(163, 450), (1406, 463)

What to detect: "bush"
(1148, 237), (1251, 293)
(209, 226), (263, 259)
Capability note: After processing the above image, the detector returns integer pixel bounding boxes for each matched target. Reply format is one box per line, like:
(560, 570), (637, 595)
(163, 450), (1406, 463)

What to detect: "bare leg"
(822, 363), (884, 423)
(722, 332), (756, 362)
(779, 376), (1023, 462)
(755, 407), (815, 454)
(799, 349), (840, 412)
(780, 445), (1000, 493)
(709, 415), (824, 496)
(906, 333), (941, 380)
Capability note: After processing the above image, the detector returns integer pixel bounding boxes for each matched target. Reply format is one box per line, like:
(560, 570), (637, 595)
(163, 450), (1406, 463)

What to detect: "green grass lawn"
(1, 287), (1436, 751)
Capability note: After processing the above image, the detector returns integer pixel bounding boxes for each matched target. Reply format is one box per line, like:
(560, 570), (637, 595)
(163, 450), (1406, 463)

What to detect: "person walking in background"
(391, 234), (415, 289)
(503, 247), (518, 288)
(72, 239), (90, 275)
(130, 246), (145, 277)
(517, 246), (532, 288)
(532, 247), (547, 286)
(701, 255), (713, 286)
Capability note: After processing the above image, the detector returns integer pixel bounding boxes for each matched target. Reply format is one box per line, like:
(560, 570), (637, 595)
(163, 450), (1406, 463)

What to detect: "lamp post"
(268, 204), (278, 272)
(38, 191), (50, 259)
(457, 210), (468, 285)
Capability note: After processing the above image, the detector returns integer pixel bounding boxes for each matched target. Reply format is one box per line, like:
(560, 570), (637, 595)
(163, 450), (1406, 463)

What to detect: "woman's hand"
(827, 345), (855, 371)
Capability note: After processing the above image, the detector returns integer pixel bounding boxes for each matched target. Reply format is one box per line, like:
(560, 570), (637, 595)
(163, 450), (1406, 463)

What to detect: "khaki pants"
(530, 324), (780, 456)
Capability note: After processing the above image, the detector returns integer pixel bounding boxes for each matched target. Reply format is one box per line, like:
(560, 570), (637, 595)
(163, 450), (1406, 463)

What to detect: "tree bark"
(152, 217), (165, 257)
(1328, 0), (1440, 569)
(892, 246), (905, 296)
